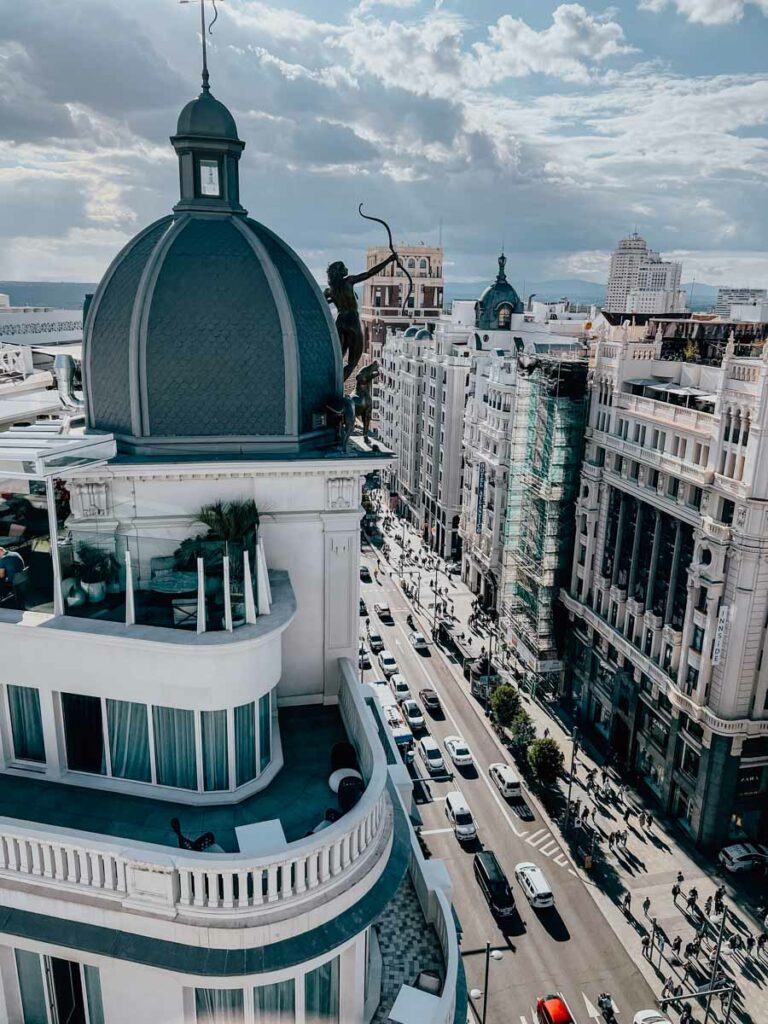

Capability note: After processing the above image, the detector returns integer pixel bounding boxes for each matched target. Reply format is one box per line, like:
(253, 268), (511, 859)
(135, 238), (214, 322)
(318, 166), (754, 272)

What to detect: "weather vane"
(179, 0), (220, 93)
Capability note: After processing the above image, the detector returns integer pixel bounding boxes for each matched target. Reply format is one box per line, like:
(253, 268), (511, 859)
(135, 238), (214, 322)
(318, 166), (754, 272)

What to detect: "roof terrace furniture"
(150, 571), (199, 594)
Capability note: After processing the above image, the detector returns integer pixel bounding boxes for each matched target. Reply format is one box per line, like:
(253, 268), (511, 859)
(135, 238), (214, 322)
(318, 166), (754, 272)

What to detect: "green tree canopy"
(508, 710), (537, 751)
(527, 737), (565, 785)
(490, 684), (521, 726)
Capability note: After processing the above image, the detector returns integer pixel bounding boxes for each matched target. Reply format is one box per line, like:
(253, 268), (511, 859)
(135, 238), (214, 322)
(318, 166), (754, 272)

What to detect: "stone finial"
(725, 329), (735, 358)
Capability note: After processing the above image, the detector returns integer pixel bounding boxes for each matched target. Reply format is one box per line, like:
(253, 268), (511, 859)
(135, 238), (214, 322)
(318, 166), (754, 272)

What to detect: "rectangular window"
(691, 625), (704, 653)
(647, 468), (659, 490)
(630, 461), (639, 481)
(235, 701), (257, 787)
(253, 980), (295, 1023)
(15, 949), (47, 1024)
(107, 699), (150, 782)
(195, 988), (245, 1023)
(7, 685), (45, 763)
(152, 706), (197, 790)
(667, 476), (680, 499)
(689, 486), (702, 509)
(259, 693), (272, 772)
(686, 665), (699, 689)
(720, 499), (735, 526)
(201, 709), (229, 792)
(305, 957), (340, 1024)
(16, 953), (103, 1024)
(62, 693), (105, 775)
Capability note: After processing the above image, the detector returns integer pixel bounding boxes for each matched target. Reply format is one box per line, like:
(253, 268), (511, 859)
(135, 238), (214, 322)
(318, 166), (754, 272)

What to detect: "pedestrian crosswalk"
(524, 827), (574, 871)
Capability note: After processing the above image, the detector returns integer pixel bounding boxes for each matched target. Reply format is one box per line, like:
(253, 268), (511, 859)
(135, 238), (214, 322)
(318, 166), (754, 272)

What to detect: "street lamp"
(469, 943), (503, 1024)
(563, 727), (580, 831)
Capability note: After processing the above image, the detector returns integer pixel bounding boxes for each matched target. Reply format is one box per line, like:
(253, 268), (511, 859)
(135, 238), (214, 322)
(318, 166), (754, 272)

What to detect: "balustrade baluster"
(267, 864), (279, 902)
(178, 869), (192, 906)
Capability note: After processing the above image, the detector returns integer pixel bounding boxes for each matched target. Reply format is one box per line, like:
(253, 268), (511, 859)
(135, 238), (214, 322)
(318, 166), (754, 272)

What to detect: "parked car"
(444, 735), (474, 767)
(359, 598), (367, 616)
(401, 699), (425, 732)
(358, 643), (372, 669)
(445, 791), (477, 843)
(718, 843), (768, 873)
(409, 631), (429, 651)
(419, 688), (442, 714)
(374, 603), (393, 623)
(367, 628), (384, 653)
(418, 737), (445, 775)
(489, 762), (522, 799)
(515, 862), (554, 908)
(390, 673), (410, 701)
(378, 649), (398, 677)
(446, 561), (462, 575)
(473, 850), (516, 917)
(536, 994), (575, 1024)
(360, 565), (372, 583)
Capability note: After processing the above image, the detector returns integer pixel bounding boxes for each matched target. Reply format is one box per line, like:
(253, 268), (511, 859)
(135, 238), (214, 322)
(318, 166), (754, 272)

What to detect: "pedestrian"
(582, 806), (589, 824)
(591, 806), (597, 824)
(672, 883), (680, 903)
(746, 934), (755, 957)
(641, 934), (650, 958)
(680, 1002), (693, 1024)
(677, 870), (685, 885)
(672, 935), (682, 957)
(704, 895), (713, 916)
(646, 814), (653, 830)
(684, 941), (694, 959)
(658, 932), (666, 956)
(608, 833), (614, 849)
(624, 808), (632, 825)
(687, 887), (698, 911)
(757, 933), (767, 959)
(639, 810), (646, 828)
(622, 829), (629, 847)
(543, 727), (550, 738)
(682, 960), (692, 983)
(661, 977), (674, 998)
(643, 896), (651, 917)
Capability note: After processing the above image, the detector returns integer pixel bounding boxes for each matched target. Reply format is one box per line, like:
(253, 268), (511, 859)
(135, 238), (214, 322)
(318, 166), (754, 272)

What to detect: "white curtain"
(253, 980), (295, 1023)
(258, 693), (272, 772)
(152, 706), (197, 790)
(235, 701), (256, 787)
(304, 957), (340, 1024)
(202, 709), (229, 791)
(7, 685), (45, 763)
(107, 699), (150, 782)
(194, 988), (244, 1023)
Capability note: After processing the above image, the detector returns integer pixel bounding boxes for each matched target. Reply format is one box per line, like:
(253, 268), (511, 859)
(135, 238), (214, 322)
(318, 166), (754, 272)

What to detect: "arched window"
(408, 258), (415, 269)
(497, 304), (512, 328)
(420, 259), (427, 270)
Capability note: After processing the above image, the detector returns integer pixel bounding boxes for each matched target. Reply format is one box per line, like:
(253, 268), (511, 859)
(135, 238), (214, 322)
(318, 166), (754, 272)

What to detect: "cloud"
(639, 0), (768, 25)
(468, 4), (636, 85)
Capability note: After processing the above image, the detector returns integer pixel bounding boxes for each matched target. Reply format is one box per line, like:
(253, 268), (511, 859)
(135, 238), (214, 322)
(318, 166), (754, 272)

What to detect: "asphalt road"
(360, 552), (658, 1024)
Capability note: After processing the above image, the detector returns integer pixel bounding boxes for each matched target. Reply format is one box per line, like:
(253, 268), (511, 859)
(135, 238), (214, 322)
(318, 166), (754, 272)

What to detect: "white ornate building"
(0, 66), (463, 1024)
(562, 315), (768, 848)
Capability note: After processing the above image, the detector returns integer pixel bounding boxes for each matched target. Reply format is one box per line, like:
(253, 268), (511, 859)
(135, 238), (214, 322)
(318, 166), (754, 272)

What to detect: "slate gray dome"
(83, 87), (342, 457)
(476, 253), (524, 330)
(176, 91), (239, 141)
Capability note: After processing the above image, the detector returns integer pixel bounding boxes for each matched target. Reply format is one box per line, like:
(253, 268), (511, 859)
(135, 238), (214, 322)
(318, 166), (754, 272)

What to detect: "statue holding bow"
(325, 204), (414, 381)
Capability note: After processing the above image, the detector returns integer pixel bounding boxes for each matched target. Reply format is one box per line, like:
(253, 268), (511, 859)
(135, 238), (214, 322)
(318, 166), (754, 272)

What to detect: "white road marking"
(420, 827), (454, 836)
(521, 1016), (529, 1024)
(540, 840), (560, 857)
(525, 829), (549, 848)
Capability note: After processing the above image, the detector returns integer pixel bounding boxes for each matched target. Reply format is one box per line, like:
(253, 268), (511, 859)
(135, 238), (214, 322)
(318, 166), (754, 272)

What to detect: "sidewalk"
(369, 502), (767, 1024)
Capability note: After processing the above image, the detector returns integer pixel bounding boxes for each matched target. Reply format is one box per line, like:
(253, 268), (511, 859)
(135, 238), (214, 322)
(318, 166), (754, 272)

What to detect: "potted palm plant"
(74, 542), (117, 604)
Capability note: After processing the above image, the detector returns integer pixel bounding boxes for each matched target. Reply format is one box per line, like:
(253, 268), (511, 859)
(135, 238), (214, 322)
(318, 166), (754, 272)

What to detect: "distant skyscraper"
(605, 233), (683, 313)
(714, 287), (767, 317)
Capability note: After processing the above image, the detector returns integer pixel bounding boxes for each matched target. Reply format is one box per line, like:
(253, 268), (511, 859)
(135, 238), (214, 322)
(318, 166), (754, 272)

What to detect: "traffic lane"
(366, 573), (657, 1018)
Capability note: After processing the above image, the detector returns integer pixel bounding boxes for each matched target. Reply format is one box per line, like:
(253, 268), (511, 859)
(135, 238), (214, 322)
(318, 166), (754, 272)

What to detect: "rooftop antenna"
(180, 0), (220, 93)
(438, 217), (443, 248)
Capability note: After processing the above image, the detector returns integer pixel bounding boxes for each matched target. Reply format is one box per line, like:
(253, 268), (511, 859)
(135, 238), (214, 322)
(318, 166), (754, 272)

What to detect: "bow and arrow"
(358, 204), (414, 315)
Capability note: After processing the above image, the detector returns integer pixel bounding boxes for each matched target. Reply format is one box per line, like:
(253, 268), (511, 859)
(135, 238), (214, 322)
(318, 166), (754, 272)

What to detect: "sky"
(0, 0), (766, 291)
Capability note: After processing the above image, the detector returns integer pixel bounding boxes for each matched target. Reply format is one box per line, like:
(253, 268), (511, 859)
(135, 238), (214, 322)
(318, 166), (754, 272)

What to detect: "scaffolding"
(502, 355), (588, 690)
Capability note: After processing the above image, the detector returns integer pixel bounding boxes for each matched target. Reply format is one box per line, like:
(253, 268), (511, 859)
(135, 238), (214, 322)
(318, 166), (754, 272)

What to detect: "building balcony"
(0, 664), (390, 927)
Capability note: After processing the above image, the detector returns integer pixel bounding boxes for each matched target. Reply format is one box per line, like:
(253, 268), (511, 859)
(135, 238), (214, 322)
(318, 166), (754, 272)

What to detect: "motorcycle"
(597, 994), (616, 1024)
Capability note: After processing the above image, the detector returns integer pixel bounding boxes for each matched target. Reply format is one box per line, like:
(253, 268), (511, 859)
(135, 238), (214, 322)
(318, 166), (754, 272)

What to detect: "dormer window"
(198, 158), (221, 197)
(497, 304), (512, 328)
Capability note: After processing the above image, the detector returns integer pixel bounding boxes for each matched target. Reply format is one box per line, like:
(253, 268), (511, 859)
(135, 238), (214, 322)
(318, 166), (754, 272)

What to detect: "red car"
(536, 994), (575, 1024)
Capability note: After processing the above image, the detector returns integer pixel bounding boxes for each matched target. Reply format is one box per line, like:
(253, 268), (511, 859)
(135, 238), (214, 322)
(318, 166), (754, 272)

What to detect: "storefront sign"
(475, 463), (486, 534)
(712, 604), (730, 666)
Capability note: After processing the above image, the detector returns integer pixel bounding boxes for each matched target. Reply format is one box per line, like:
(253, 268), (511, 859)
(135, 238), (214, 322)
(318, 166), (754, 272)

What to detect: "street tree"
(490, 684), (521, 727)
(528, 737), (565, 785)
(508, 710), (537, 752)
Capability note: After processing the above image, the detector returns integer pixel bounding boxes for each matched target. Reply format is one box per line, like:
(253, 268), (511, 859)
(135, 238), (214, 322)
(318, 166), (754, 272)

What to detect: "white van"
(514, 861), (554, 909)
(489, 762), (522, 799)
(445, 791), (477, 843)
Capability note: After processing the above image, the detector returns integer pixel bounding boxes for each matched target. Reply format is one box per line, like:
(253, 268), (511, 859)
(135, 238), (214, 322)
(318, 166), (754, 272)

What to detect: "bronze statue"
(325, 256), (396, 380)
(327, 361), (380, 451)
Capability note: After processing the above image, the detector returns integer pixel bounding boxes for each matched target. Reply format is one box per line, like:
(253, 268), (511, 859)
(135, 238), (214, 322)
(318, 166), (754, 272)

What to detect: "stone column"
(646, 510), (663, 610)
(664, 521), (683, 625)
(627, 500), (645, 600)
(611, 493), (627, 587)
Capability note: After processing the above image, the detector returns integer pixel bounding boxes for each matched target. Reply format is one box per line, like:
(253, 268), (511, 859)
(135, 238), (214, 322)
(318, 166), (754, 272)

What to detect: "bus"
(369, 679), (415, 763)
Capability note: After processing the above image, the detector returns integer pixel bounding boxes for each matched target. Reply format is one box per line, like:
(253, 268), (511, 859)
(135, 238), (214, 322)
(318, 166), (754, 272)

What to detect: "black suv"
(473, 851), (516, 917)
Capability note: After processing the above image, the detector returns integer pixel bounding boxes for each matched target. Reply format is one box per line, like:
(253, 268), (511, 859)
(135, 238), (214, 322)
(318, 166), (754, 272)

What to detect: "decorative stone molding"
(326, 476), (357, 511)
